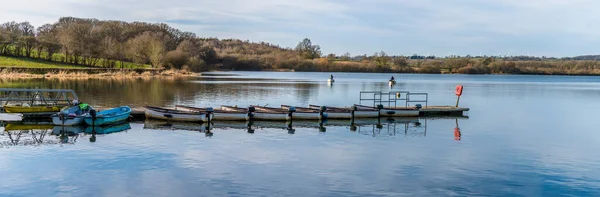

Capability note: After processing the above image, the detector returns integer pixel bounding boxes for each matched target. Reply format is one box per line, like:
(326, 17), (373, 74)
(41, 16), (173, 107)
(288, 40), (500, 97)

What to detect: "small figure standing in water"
(390, 76), (395, 81)
(330, 74), (334, 80)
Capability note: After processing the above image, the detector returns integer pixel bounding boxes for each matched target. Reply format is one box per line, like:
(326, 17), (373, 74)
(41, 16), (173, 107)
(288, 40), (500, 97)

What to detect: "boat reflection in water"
(142, 117), (466, 138)
(85, 122), (132, 142)
(0, 121), (132, 146)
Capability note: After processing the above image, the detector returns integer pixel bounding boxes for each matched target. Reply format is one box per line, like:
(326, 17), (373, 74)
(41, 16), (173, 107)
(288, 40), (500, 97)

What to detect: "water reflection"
(0, 122), (132, 146)
(141, 117), (467, 139)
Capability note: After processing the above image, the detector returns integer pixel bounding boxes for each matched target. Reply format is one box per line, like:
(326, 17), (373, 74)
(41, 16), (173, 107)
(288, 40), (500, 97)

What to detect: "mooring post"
(206, 107), (214, 125)
(287, 107), (296, 124)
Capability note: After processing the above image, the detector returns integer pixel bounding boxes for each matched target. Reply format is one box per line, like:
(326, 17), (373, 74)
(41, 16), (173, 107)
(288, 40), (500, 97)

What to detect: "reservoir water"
(1, 72), (600, 196)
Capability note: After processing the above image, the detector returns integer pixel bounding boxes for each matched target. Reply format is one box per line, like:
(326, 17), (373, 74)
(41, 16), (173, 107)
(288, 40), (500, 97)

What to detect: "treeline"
(2, 17), (600, 75)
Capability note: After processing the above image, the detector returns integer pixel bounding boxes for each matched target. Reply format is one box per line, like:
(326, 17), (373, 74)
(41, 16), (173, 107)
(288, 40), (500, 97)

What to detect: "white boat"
(144, 106), (212, 122)
(280, 105), (327, 120)
(328, 79), (335, 83)
(309, 104), (379, 118)
(51, 105), (93, 126)
(251, 106), (291, 121)
(354, 104), (419, 117)
(176, 105), (250, 121)
(389, 80), (396, 86)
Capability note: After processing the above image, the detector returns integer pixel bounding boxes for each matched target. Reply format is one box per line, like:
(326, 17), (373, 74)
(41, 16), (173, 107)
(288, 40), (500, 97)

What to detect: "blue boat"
(84, 106), (131, 126)
(85, 122), (131, 134)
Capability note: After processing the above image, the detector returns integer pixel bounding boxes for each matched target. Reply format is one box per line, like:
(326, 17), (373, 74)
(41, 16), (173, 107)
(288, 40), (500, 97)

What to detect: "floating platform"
(1, 105), (468, 122)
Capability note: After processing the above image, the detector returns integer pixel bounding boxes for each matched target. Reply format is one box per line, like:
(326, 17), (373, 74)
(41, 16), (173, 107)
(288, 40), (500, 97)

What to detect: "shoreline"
(3, 67), (600, 79)
(0, 67), (199, 79)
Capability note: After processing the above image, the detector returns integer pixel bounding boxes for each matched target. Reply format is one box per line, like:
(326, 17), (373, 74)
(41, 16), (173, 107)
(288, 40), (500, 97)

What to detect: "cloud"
(1, 0), (600, 57)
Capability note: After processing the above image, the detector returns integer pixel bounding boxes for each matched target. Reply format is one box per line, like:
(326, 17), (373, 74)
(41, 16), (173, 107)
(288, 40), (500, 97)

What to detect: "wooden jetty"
(1, 88), (470, 123)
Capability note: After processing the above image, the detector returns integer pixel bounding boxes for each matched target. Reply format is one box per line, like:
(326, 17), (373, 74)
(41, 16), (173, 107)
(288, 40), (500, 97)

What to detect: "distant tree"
(374, 51), (390, 67)
(482, 57), (493, 66)
(164, 50), (189, 69)
(393, 57), (409, 68)
(326, 53), (336, 60)
(295, 38), (321, 59)
(341, 52), (351, 61)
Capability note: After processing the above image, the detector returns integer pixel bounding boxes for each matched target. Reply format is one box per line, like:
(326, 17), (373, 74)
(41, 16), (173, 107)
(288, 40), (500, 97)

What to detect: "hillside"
(3, 17), (600, 75)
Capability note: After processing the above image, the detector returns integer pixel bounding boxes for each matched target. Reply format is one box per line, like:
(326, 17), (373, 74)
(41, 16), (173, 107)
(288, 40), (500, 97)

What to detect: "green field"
(0, 56), (87, 68)
(0, 56), (150, 69)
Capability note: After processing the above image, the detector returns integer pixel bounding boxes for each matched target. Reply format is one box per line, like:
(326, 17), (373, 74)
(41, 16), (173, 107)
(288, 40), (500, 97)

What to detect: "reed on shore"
(0, 68), (197, 79)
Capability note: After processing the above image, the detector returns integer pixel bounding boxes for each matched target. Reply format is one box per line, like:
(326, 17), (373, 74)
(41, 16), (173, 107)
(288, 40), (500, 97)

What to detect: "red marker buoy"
(455, 85), (463, 107)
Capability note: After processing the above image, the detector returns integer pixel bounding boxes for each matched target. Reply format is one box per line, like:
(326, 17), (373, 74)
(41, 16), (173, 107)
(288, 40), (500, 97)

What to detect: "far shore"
(0, 67), (199, 79)
(4, 66), (600, 80)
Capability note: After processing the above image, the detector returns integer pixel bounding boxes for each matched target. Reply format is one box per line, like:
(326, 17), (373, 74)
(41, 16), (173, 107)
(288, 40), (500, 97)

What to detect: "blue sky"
(1, 0), (599, 57)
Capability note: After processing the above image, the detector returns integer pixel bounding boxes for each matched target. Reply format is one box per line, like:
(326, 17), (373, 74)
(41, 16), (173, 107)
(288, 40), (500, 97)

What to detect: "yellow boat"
(3, 105), (64, 113)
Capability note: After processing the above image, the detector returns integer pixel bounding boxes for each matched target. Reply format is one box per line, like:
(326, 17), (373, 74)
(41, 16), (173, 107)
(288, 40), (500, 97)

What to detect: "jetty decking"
(1, 89), (469, 122)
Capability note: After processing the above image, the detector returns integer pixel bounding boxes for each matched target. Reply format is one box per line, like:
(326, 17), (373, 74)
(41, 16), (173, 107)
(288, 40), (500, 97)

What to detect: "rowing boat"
(51, 105), (94, 126)
(250, 106), (291, 121)
(280, 105), (328, 120)
(176, 105), (250, 121)
(308, 104), (380, 118)
(144, 106), (212, 122)
(84, 106), (131, 126)
(354, 104), (419, 117)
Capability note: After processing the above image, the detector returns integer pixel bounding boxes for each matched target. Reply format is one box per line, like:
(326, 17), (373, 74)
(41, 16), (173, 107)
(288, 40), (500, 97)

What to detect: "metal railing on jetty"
(359, 91), (428, 107)
(0, 88), (78, 107)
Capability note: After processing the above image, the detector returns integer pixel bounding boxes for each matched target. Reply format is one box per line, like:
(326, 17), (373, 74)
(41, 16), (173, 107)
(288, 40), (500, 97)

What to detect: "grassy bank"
(0, 69), (197, 79)
(0, 56), (197, 79)
(0, 56), (88, 69)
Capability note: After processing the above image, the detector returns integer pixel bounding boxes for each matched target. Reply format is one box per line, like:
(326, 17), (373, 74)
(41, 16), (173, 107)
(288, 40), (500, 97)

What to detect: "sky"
(1, 0), (599, 57)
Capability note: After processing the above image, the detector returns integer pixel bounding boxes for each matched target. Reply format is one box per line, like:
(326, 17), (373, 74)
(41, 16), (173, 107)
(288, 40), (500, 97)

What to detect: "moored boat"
(308, 105), (353, 119)
(3, 105), (64, 113)
(354, 104), (419, 117)
(309, 104), (380, 118)
(250, 106), (292, 121)
(176, 105), (250, 121)
(280, 105), (328, 120)
(84, 106), (131, 126)
(144, 106), (212, 122)
(51, 104), (94, 126)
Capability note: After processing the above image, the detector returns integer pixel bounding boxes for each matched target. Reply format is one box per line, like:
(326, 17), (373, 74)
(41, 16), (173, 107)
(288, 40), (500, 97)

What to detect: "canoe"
(144, 106), (212, 122)
(280, 105), (328, 120)
(354, 104), (419, 117)
(176, 105), (250, 121)
(3, 105), (64, 113)
(85, 122), (131, 134)
(51, 105), (94, 126)
(309, 104), (380, 118)
(84, 106), (131, 126)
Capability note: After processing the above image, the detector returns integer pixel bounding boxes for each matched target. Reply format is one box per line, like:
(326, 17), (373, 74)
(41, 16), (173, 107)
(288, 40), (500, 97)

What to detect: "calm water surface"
(1, 72), (600, 196)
